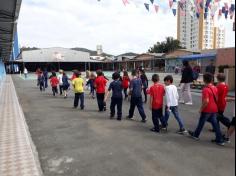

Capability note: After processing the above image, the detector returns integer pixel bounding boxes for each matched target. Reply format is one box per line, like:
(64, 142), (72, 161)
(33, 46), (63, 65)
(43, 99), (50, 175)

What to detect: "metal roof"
(0, 0), (22, 61)
(177, 53), (216, 61)
(18, 47), (102, 63)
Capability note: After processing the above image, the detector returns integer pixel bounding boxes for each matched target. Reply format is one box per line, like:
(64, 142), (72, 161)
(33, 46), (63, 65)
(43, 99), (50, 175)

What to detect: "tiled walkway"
(0, 76), (42, 176)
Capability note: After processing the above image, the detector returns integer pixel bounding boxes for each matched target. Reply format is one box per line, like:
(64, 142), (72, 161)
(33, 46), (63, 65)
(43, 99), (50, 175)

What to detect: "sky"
(18, 0), (235, 55)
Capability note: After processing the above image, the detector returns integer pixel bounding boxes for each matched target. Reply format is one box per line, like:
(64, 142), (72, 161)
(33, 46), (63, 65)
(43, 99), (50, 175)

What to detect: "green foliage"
(148, 37), (183, 53)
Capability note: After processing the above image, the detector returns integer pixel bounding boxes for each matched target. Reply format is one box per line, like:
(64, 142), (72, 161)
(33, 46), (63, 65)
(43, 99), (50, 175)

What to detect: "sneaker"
(117, 118), (122, 121)
(126, 116), (134, 120)
(179, 100), (185, 104)
(188, 131), (200, 141)
(110, 115), (114, 119)
(141, 119), (147, 123)
(150, 128), (160, 133)
(223, 135), (230, 143)
(211, 139), (225, 146)
(177, 128), (188, 134)
(185, 102), (193, 105)
(161, 127), (168, 132)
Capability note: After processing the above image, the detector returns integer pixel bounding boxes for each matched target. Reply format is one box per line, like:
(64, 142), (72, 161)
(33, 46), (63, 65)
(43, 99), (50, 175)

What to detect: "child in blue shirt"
(105, 72), (123, 120)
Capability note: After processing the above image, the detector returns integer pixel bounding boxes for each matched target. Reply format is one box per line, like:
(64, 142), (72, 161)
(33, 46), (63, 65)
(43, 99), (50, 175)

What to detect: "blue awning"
(177, 53), (216, 61)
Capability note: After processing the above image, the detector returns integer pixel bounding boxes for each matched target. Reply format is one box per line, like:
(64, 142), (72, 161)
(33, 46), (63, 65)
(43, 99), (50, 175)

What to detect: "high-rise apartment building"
(177, 0), (225, 51)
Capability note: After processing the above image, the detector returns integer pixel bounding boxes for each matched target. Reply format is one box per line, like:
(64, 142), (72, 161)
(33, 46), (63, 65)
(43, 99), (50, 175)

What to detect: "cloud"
(18, 0), (235, 55)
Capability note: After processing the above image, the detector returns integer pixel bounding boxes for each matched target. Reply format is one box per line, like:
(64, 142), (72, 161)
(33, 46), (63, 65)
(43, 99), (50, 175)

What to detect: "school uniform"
(192, 84), (223, 143)
(149, 83), (165, 132)
(72, 77), (84, 109)
(108, 80), (123, 119)
(128, 77), (146, 121)
(94, 76), (107, 111)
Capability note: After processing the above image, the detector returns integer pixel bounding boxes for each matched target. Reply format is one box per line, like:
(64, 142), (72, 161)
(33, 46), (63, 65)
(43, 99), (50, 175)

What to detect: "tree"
(148, 37), (183, 53)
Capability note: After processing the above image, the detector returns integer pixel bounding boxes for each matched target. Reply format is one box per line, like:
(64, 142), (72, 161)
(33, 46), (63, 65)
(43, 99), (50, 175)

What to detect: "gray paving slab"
(12, 75), (235, 176)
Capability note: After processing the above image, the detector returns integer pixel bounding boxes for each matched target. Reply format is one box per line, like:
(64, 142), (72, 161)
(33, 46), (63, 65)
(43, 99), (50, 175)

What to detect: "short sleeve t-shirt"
(95, 76), (107, 93)
(217, 83), (229, 112)
(130, 78), (142, 98)
(149, 83), (165, 109)
(108, 80), (123, 98)
(202, 84), (218, 113)
(72, 77), (84, 93)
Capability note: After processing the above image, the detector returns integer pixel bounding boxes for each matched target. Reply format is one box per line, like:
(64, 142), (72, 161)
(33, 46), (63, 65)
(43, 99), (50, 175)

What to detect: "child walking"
(163, 75), (187, 134)
(105, 72), (123, 120)
(122, 71), (130, 100)
(149, 74), (165, 132)
(94, 70), (107, 112)
(86, 72), (96, 99)
(62, 72), (70, 98)
(72, 72), (85, 110)
(188, 73), (224, 146)
(38, 71), (45, 92)
(50, 72), (59, 96)
(127, 70), (147, 123)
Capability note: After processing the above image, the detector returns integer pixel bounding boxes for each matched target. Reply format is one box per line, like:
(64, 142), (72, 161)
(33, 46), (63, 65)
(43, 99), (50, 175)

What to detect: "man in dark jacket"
(179, 60), (194, 105)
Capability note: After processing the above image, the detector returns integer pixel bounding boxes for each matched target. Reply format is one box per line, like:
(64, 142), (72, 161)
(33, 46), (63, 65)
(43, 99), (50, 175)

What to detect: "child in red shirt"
(216, 73), (231, 128)
(122, 71), (130, 99)
(189, 73), (224, 146)
(50, 72), (59, 96)
(149, 74), (165, 133)
(94, 70), (107, 112)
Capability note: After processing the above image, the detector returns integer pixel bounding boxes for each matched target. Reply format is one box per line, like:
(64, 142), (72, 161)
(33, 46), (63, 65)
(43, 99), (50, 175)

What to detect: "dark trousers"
(128, 97), (146, 120)
(164, 106), (184, 129)
(97, 93), (105, 111)
(194, 113), (223, 143)
(110, 97), (123, 119)
(90, 86), (95, 97)
(40, 82), (45, 91)
(152, 108), (164, 132)
(52, 86), (58, 96)
(59, 85), (63, 95)
(74, 93), (84, 109)
(124, 88), (128, 98)
(217, 111), (231, 128)
(143, 87), (148, 102)
(44, 78), (48, 88)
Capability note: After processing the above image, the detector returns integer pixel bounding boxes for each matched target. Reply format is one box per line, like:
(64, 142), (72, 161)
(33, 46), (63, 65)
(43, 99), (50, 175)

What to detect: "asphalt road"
(13, 75), (235, 176)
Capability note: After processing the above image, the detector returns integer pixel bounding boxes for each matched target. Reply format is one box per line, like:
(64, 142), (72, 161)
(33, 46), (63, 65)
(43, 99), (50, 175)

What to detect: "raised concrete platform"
(0, 76), (42, 176)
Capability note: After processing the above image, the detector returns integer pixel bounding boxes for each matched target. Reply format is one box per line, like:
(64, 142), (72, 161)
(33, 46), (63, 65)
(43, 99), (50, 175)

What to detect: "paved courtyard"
(12, 74), (235, 176)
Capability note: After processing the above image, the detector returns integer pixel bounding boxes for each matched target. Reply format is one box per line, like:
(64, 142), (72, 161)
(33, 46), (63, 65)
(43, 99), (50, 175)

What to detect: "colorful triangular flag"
(154, 5), (159, 13)
(144, 3), (150, 11)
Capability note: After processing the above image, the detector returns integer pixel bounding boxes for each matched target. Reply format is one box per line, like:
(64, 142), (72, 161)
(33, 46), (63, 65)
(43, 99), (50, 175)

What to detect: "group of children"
(37, 68), (235, 146)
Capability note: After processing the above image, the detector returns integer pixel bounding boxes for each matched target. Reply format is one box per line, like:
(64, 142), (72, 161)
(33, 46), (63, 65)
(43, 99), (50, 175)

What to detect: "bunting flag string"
(97, 0), (235, 22)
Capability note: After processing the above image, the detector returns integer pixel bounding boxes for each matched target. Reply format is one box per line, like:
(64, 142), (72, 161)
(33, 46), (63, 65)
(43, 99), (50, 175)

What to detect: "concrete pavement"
(12, 75), (235, 176)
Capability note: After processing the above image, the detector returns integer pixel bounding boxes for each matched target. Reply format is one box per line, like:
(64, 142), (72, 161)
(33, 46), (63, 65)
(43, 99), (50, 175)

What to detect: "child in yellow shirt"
(72, 72), (84, 109)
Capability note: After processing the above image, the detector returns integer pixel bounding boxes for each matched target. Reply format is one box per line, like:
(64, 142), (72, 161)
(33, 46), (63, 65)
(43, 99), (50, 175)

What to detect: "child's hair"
(203, 73), (213, 84)
(75, 72), (81, 78)
(152, 74), (159, 82)
(63, 72), (66, 76)
(164, 75), (173, 83)
(131, 70), (137, 76)
(112, 72), (120, 80)
(217, 73), (226, 82)
(52, 72), (56, 77)
(183, 60), (189, 67)
(97, 70), (103, 76)
(123, 71), (128, 77)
